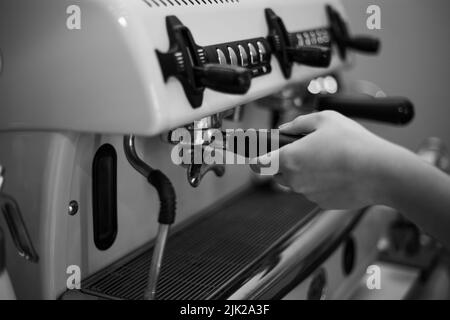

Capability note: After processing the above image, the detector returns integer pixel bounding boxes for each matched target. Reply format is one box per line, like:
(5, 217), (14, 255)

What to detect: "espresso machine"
(0, 0), (442, 300)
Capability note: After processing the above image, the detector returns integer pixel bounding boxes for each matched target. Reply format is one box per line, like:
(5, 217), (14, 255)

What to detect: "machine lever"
(315, 95), (415, 125)
(194, 64), (252, 95)
(265, 8), (332, 78)
(287, 46), (332, 68)
(327, 5), (381, 59)
(157, 16), (254, 108)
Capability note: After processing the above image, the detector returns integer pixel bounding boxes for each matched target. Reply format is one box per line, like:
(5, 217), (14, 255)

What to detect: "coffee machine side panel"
(0, 130), (255, 299)
(0, 0), (154, 135)
(0, 0), (346, 136)
(0, 132), (80, 299)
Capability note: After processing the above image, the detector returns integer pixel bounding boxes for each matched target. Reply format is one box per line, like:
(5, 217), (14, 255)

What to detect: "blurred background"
(342, 0), (450, 150)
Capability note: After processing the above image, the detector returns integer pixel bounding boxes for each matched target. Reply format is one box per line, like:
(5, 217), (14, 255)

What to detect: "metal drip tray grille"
(81, 186), (316, 300)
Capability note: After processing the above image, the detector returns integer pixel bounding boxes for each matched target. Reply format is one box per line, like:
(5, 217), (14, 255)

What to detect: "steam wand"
(123, 135), (176, 300)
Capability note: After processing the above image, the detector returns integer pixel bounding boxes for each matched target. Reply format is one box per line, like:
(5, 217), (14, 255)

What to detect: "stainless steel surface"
(220, 209), (364, 299)
(74, 185), (319, 300)
(145, 224), (170, 300)
(248, 43), (258, 65)
(228, 47), (238, 66)
(217, 49), (226, 65)
(238, 45), (249, 67)
(257, 41), (267, 63)
(123, 135), (153, 177)
(165, 114), (235, 188)
(187, 162), (226, 188)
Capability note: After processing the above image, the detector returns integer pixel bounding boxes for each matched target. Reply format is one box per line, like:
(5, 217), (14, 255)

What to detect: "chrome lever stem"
(144, 224), (170, 300)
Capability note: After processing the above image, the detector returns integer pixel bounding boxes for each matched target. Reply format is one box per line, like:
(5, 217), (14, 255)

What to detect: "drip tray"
(78, 185), (317, 300)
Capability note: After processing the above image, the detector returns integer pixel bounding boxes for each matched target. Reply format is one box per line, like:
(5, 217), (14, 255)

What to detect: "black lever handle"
(224, 130), (303, 158)
(327, 5), (381, 59)
(194, 64), (252, 95)
(315, 95), (415, 125)
(346, 36), (381, 54)
(287, 46), (332, 68)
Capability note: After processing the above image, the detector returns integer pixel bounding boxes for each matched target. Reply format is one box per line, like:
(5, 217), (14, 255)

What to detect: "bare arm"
(259, 111), (450, 248)
(377, 143), (450, 249)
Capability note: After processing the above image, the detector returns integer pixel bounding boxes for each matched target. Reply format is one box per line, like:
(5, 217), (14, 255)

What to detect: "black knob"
(315, 95), (415, 125)
(346, 36), (380, 54)
(327, 5), (381, 59)
(0, 227), (5, 274)
(287, 46), (332, 68)
(193, 64), (252, 95)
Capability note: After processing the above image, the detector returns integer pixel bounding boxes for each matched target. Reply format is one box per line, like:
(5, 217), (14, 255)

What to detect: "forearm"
(377, 143), (450, 248)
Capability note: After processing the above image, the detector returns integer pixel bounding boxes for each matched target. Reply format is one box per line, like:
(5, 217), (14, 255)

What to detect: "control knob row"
(216, 41), (268, 67)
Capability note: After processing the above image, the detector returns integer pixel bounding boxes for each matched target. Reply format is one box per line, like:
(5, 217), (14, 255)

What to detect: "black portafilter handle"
(345, 36), (381, 54)
(315, 95), (415, 125)
(226, 130), (302, 158)
(287, 46), (332, 68)
(194, 64), (252, 95)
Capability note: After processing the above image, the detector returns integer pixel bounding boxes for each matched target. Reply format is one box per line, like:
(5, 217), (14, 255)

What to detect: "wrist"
(366, 140), (413, 207)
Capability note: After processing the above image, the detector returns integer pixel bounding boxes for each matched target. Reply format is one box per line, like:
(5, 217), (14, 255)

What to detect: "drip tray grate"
(80, 185), (316, 300)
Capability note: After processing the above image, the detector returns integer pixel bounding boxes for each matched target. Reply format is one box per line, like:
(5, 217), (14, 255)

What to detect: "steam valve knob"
(193, 64), (252, 95)
(345, 36), (380, 54)
(287, 46), (332, 68)
(327, 5), (381, 59)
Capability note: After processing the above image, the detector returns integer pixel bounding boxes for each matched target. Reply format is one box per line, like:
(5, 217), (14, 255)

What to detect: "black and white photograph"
(1, 0), (450, 307)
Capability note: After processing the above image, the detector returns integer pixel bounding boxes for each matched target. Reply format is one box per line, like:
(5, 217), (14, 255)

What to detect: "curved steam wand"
(123, 135), (176, 300)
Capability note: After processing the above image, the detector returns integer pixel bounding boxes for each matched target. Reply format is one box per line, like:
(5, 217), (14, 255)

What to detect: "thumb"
(250, 150), (280, 175)
(279, 113), (322, 135)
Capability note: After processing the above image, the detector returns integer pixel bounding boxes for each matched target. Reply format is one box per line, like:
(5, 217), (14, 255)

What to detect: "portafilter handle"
(315, 95), (415, 125)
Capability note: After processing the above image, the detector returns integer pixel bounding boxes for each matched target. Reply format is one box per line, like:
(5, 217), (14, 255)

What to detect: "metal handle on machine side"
(0, 193), (39, 263)
(0, 227), (5, 274)
(0, 166), (39, 263)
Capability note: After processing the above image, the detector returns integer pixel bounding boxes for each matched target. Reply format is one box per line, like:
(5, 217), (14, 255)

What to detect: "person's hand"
(259, 111), (408, 210)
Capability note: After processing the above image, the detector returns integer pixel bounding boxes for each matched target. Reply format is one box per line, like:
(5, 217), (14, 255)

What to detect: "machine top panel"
(0, 0), (346, 136)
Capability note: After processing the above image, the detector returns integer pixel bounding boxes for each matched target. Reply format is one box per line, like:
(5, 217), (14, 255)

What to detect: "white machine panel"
(0, 0), (346, 136)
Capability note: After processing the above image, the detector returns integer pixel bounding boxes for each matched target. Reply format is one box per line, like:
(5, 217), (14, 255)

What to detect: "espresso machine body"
(0, 0), (428, 300)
